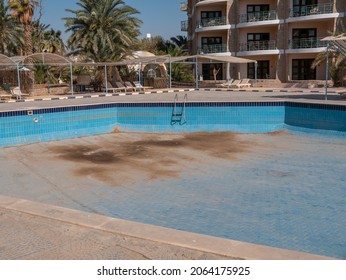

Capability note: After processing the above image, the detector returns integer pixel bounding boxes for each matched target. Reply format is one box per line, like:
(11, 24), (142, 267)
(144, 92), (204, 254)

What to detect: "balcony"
(288, 37), (328, 49)
(180, 2), (187, 12)
(198, 44), (227, 54)
(238, 10), (277, 24)
(196, 0), (227, 6)
(197, 16), (227, 28)
(289, 3), (334, 18)
(181, 20), (188, 32)
(239, 40), (277, 52)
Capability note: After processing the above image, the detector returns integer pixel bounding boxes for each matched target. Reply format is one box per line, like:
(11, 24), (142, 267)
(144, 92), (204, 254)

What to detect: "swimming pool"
(0, 101), (345, 259)
(1, 101), (346, 146)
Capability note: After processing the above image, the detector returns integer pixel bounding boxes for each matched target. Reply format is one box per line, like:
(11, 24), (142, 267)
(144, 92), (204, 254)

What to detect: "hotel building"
(180, 0), (346, 84)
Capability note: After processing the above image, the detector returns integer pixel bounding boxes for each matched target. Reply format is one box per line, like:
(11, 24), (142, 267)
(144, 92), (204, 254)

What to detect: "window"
(292, 59), (316, 80)
(247, 33), (270, 51)
(247, 33), (270, 41)
(292, 28), (316, 39)
(202, 37), (222, 46)
(292, 0), (318, 16)
(201, 11), (222, 19)
(247, 5), (269, 21)
(292, 28), (317, 48)
(248, 61), (270, 79)
(293, 0), (317, 7)
(201, 37), (223, 53)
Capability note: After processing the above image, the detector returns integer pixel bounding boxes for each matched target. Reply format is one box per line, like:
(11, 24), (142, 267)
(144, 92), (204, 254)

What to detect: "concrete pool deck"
(0, 88), (344, 260)
(0, 195), (333, 260)
(0, 87), (346, 111)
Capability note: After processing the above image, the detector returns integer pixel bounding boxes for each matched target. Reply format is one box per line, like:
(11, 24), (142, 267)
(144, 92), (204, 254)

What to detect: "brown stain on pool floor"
(49, 131), (253, 186)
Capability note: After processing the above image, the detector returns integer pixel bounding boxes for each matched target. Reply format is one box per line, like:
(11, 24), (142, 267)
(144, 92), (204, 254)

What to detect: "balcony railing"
(239, 40), (277, 52)
(289, 3), (334, 17)
(196, 16), (227, 28)
(198, 44), (227, 54)
(181, 20), (188, 31)
(288, 37), (328, 49)
(238, 10), (277, 23)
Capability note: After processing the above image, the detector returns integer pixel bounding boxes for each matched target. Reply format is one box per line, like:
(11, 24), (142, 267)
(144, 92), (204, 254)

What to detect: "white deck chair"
(219, 79), (234, 88)
(102, 82), (125, 93)
(238, 79), (252, 88)
(10, 87), (29, 99)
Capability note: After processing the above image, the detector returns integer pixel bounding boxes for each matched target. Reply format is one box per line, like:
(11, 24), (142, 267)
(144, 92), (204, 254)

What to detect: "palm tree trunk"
(23, 23), (34, 94)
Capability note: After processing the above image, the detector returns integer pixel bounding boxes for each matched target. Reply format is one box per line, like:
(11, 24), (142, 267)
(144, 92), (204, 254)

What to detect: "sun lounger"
(218, 79), (234, 88)
(229, 79), (241, 88)
(102, 81), (126, 93)
(114, 82), (131, 92)
(124, 81), (139, 92)
(10, 87), (29, 99)
(0, 92), (12, 100)
(133, 81), (153, 90)
(230, 79), (251, 88)
(238, 79), (252, 88)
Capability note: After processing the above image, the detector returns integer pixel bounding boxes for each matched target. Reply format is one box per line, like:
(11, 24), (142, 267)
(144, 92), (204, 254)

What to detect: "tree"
(40, 28), (65, 54)
(170, 35), (187, 51)
(64, 0), (141, 62)
(7, 0), (39, 56)
(64, 0), (141, 83)
(312, 20), (346, 87)
(0, 0), (23, 55)
(167, 45), (194, 83)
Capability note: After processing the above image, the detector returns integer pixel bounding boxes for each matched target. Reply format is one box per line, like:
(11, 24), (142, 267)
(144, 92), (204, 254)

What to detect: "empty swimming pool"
(0, 101), (345, 259)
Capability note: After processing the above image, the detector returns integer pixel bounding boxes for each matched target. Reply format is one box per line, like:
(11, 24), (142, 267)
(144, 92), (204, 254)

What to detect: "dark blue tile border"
(285, 102), (346, 111)
(0, 101), (346, 118)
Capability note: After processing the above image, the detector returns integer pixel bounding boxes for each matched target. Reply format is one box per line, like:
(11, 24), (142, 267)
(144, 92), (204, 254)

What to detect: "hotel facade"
(180, 0), (346, 84)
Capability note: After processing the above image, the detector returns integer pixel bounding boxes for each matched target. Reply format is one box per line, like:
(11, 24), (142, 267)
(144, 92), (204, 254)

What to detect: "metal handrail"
(196, 16), (227, 28)
(238, 10), (277, 23)
(197, 44), (227, 54)
(171, 94), (187, 125)
(289, 3), (334, 17)
(181, 20), (188, 31)
(239, 40), (277, 52)
(288, 37), (329, 49)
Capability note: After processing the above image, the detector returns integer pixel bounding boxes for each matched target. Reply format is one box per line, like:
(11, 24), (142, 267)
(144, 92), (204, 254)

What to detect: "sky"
(38, 0), (186, 41)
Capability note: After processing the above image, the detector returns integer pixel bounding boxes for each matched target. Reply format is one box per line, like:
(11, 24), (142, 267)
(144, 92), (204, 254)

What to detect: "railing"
(181, 20), (188, 31)
(198, 44), (227, 54)
(289, 3), (334, 17)
(238, 10), (277, 23)
(288, 37), (328, 49)
(180, 2), (187, 11)
(196, 16), (227, 28)
(239, 40), (277, 52)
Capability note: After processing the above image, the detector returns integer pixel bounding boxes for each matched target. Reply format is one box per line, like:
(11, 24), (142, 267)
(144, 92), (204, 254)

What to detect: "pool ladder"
(171, 94), (187, 125)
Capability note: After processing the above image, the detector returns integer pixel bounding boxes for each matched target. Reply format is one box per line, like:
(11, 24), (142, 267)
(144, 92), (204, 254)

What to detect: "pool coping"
(0, 195), (334, 260)
(0, 87), (344, 104)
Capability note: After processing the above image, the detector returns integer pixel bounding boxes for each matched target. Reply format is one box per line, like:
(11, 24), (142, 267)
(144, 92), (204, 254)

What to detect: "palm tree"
(0, 0), (23, 55)
(170, 35), (188, 51)
(64, 0), (141, 83)
(312, 20), (346, 87)
(64, 0), (141, 62)
(7, 0), (39, 56)
(40, 28), (65, 54)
